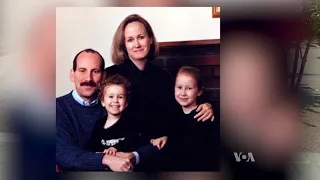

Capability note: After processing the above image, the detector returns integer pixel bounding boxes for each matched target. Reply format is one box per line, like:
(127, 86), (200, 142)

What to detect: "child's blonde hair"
(177, 66), (203, 90)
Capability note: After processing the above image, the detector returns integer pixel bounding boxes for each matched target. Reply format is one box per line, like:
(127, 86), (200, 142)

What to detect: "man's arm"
(135, 144), (160, 163)
(56, 141), (106, 171)
(116, 144), (160, 165)
(56, 106), (106, 171)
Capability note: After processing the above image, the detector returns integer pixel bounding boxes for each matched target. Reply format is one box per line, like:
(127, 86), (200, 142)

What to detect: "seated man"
(56, 48), (160, 171)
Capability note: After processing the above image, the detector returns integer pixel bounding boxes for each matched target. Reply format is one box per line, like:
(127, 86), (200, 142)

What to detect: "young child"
(170, 66), (219, 171)
(84, 74), (167, 172)
(84, 74), (145, 155)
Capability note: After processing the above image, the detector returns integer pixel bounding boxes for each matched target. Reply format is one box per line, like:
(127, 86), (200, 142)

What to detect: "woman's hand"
(150, 136), (168, 149)
(194, 103), (214, 122)
(103, 147), (118, 156)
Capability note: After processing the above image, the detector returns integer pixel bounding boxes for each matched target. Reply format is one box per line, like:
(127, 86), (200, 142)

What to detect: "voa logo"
(234, 152), (255, 162)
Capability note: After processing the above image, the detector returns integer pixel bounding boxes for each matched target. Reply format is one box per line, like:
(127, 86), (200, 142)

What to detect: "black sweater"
(168, 107), (219, 171)
(105, 60), (180, 140)
(84, 112), (148, 153)
(56, 92), (107, 171)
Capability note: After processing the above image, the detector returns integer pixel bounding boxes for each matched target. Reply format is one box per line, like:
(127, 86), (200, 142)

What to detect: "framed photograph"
(212, 7), (220, 18)
(56, 7), (221, 172)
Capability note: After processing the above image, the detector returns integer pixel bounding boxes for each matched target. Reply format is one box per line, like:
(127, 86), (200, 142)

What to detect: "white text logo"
(234, 152), (255, 162)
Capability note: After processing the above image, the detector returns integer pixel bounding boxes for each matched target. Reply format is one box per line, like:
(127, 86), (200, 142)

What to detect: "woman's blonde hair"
(111, 14), (159, 64)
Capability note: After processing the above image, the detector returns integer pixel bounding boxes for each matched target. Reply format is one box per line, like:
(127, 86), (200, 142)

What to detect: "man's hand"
(116, 152), (136, 165)
(194, 103), (214, 122)
(103, 147), (117, 156)
(150, 136), (168, 149)
(102, 154), (133, 172)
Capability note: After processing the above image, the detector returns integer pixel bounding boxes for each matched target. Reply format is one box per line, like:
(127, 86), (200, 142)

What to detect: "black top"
(105, 60), (181, 139)
(168, 107), (219, 171)
(84, 111), (148, 153)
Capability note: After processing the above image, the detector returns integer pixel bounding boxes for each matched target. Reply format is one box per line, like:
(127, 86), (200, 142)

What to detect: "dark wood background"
(153, 39), (220, 102)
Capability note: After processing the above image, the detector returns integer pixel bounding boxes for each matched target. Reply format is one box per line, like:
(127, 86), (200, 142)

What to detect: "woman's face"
(124, 21), (152, 62)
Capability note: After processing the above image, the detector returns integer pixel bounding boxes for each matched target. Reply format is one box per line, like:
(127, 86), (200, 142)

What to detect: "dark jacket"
(105, 60), (181, 140)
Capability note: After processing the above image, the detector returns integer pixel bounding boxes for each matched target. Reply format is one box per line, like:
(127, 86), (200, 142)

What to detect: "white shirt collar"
(72, 90), (98, 106)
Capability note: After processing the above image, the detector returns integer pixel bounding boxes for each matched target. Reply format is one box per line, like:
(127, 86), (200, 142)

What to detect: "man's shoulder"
(56, 92), (73, 107)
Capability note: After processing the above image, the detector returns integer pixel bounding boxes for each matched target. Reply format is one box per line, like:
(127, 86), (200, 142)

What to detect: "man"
(56, 48), (149, 171)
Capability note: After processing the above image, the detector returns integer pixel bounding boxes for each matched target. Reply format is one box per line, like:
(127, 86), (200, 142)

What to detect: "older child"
(170, 66), (219, 171)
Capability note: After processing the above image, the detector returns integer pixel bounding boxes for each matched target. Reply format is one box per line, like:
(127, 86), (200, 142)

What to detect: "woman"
(105, 14), (214, 170)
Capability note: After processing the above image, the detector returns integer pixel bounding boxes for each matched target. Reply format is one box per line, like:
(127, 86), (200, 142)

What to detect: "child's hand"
(150, 136), (168, 150)
(103, 147), (118, 156)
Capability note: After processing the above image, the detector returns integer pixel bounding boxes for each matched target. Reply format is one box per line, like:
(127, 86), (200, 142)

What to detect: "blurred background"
(1, 0), (319, 180)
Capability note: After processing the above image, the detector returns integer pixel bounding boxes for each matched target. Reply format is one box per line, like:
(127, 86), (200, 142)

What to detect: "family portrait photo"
(56, 7), (220, 172)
